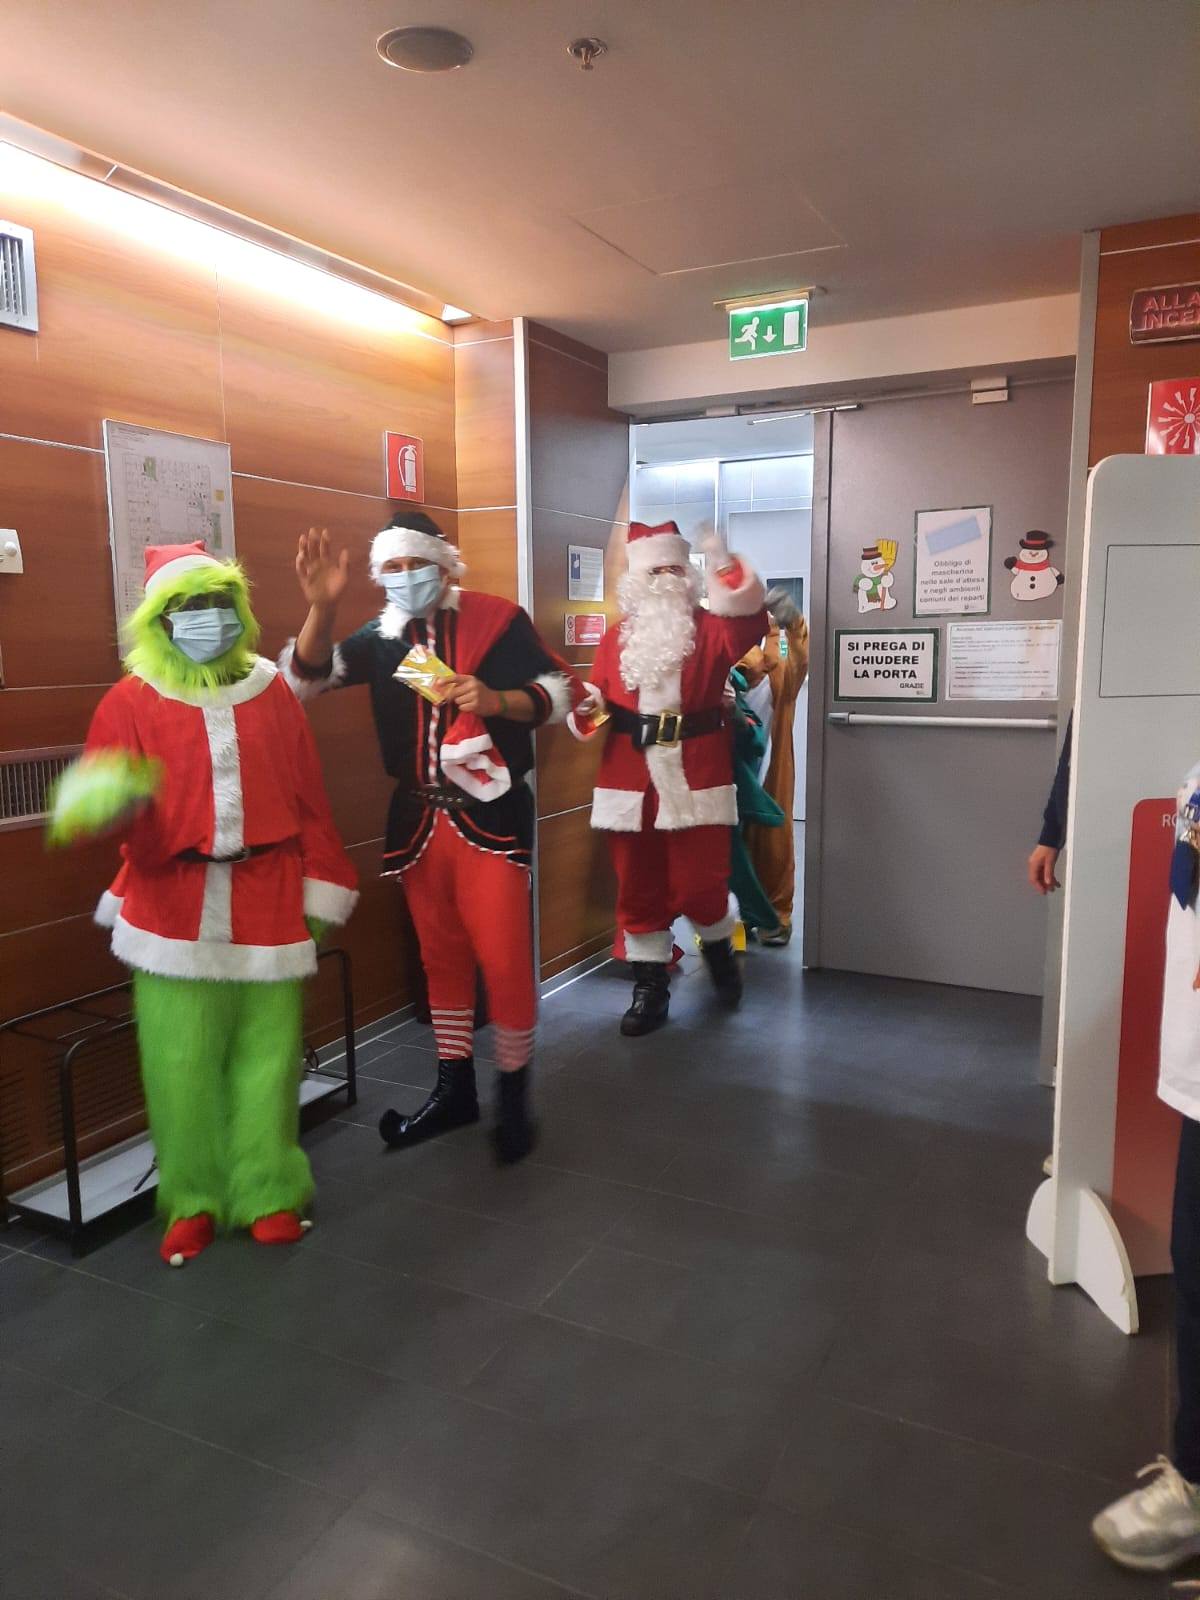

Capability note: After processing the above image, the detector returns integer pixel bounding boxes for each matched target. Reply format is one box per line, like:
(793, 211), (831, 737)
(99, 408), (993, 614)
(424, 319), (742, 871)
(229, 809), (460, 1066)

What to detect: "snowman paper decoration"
(1003, 531), (1063, 603)
(853, 541), (899, 614)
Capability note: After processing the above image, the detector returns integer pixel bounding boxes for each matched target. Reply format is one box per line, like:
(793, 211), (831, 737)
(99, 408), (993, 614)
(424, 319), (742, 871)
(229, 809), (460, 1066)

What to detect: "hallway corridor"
(0, 945), (1174, 1599)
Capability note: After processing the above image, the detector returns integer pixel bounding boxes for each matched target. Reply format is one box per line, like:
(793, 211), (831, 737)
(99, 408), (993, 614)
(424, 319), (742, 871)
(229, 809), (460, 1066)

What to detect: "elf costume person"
(568, 520), (768, 1036)
(281, 512), (577, 1163)
(48, 542), (358, 1266)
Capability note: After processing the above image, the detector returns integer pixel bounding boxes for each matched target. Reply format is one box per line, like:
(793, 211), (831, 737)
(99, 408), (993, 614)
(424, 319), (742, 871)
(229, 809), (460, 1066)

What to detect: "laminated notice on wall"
(946, 619), (1061, 701)
(103, 421), (234, 623)
(834, 630), (938, 701)
(568, 545), (605, 602)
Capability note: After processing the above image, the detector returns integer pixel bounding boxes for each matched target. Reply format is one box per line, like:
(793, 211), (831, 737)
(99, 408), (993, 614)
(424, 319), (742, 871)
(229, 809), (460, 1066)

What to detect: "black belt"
(608, 704), (727, 750)
(410, 784), (474, 812)
(177, 843), (277, 865)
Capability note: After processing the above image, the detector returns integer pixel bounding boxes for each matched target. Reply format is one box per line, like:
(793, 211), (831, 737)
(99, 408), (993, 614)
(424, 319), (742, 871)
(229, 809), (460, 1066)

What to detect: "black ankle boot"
(379, 1058), (480, 1149)
(492, 1065), (537, 1165)
(621, 962), (671, 1037)
(700, 938), (743, 1009)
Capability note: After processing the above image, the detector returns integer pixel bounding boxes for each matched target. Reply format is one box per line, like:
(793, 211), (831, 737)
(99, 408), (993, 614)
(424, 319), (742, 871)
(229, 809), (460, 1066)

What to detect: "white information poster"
(834, 630), (938, 701)
(568, 544), (605, 603)
(914, 505), (991, 615)
(947, 619), (1062, 701)
(103, 421), (235, 622)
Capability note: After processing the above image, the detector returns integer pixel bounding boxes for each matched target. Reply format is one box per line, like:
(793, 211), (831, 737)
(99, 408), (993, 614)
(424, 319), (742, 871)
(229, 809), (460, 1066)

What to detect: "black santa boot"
(621, 962), (671, 1037)
(492, 1065), (538, 1165)
(700, 938), (743, 1009)
(379, 1058), (480, 1149)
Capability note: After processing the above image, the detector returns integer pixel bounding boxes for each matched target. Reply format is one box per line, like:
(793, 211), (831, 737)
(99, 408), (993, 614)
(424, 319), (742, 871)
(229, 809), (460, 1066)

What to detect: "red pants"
(606, 794), (734, 965)
(402, 813), (535, 1070)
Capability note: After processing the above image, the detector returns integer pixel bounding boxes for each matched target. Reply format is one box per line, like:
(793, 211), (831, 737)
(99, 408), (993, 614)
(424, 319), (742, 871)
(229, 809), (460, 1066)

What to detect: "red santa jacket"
(86, 658), (358, 982)
(573, 576), (768, 832)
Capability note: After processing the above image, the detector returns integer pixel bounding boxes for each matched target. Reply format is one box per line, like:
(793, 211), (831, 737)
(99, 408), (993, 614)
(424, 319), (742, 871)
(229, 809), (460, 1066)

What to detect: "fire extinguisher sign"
(384, 432), (425, 502)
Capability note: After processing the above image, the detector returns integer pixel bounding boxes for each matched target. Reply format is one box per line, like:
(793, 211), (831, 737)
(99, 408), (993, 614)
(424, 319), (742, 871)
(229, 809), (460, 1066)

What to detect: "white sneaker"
(1092, 1457), (1200, 1571)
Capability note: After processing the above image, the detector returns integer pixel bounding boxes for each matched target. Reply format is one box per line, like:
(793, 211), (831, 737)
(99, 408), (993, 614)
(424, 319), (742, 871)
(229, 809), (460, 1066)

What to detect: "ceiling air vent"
(0, 747), (81, 832)
(0, 221), (38, 333)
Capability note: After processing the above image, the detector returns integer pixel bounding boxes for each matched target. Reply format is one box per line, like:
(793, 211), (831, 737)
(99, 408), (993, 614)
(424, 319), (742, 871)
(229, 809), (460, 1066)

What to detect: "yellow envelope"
(394, 644), (456, 705)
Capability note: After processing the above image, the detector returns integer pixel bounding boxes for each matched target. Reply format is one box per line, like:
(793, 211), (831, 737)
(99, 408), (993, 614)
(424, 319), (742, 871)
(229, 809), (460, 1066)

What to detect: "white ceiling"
(2, 0), (1197, 353)
(634, 413), (814, 463)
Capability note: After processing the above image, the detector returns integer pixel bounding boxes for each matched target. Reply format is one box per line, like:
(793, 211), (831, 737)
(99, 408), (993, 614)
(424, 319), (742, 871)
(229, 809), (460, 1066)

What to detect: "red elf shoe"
(250, 1211), (309, 1246)
(160, 1213), (215, 1267)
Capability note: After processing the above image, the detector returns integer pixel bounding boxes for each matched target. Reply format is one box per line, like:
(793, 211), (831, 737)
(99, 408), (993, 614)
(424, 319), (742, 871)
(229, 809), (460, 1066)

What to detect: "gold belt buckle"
(656, 711), (683, 747)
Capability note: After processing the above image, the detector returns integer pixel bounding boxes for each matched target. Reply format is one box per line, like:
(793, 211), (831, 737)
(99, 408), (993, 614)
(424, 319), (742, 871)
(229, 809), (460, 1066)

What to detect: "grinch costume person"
(48, 542), (358, 1266)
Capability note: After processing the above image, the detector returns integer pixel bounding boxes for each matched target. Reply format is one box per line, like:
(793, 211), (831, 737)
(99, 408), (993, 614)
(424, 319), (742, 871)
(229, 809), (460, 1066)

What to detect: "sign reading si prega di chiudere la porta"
(1129, 283), (1200, 345)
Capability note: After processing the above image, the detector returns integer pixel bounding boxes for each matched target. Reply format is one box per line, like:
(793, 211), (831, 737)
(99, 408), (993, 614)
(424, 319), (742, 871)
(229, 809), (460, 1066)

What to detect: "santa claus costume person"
(282, 513), (576, 1162)
(48, 543), (358, 1265)
(570, 521), (768, 1035)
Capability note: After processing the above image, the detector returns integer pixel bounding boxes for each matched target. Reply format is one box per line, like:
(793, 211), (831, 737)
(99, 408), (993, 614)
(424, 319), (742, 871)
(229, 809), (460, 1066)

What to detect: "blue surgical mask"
(382, 563), (444, 617)
(168, 607), (244, 663)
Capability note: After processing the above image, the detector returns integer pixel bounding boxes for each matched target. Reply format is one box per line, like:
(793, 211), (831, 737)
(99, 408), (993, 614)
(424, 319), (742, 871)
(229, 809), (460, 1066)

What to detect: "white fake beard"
(617, 569), (700, 693)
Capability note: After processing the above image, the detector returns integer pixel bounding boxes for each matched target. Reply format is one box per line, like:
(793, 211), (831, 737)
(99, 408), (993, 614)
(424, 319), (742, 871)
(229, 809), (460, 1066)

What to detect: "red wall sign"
(1146, 378), (1200, 455)
(1111, 799), (1181, 1275)
(1130, 283), (1200, 345)
(565, 613), (606, 647)
(384, 432), (424, 502)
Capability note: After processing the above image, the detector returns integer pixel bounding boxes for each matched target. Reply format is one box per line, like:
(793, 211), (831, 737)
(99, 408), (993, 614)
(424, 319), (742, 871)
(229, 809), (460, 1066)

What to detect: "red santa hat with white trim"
(625, 520), (692, 575)
(143, 540), (225, 596)
(370, 512), (464, 582)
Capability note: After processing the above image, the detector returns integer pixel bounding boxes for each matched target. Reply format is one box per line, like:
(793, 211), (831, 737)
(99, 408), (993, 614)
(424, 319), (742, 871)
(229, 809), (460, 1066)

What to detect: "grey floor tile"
(264, 1504), (577, 1599)
(651, 1142), (894, 1239)
(0, 1252), (226, 1400)
(359, 1393), (756, 1600)
(519, 1109), (685, 1188)
(349, 1041), (440, 1090)
(715, 1500), (1012, 1599)
(224, 1242), (530, 1390)
(0, 1545), (133, 1600)
(306, 1178), (591, 1308)
(465, 1313), (793, 1494)
(7, 1390), (346, 1600)
(103, 1316), (448, 1496)
(765, 1390), (1143, 1599)
(542, 1243), (846, 1380)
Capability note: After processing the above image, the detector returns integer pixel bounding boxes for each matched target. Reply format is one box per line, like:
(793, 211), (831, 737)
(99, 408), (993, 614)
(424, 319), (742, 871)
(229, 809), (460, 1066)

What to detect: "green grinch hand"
(47, 751), (163, 848)
(305, 916), (331, 946)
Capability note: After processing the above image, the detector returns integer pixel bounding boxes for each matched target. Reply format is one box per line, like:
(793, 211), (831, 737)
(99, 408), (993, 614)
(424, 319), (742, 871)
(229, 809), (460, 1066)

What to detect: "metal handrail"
(828, 712), (1056, 731)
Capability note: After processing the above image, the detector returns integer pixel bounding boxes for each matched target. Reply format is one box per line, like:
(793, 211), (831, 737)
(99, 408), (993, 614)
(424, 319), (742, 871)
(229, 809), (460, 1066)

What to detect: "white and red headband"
(369, 525), (464, 582)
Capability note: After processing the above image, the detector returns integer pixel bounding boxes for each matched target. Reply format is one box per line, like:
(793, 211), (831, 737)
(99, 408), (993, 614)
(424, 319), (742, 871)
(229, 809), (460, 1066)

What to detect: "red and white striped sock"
(431, 1006), (474, 1060)
(494, 1025), (536, 1073)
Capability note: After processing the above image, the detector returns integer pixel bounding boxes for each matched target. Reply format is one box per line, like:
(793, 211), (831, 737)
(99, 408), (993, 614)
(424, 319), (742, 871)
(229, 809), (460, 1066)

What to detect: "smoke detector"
(377, 27), (474, 72)
(567, 38), (608, 71)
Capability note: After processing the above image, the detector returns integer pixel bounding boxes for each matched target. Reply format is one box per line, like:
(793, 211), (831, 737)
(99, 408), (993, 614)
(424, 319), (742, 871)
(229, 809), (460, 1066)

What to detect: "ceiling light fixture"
(567, 38), (608, 71)
(377, 26), (474, 73)
(440, 303), (473, 323)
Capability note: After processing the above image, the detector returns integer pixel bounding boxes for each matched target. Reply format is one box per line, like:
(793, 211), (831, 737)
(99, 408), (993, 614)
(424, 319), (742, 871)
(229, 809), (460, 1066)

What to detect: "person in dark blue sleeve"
(1028, 714), (1072, 894)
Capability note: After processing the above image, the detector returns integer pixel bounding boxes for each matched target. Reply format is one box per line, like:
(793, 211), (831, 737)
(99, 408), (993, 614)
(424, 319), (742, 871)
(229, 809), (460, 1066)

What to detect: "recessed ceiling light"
(440, 303), (473, 323)
(377, 26), (474, 73)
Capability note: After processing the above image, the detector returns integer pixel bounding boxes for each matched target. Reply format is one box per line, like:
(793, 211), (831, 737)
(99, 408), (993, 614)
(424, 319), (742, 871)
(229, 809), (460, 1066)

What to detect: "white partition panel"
(1027, 453), (1200, 1333)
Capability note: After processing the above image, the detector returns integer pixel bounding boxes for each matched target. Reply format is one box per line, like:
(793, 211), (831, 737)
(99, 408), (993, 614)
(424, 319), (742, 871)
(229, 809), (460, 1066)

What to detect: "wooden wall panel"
(0, 686), (109, 751)
(0, 440), (121, 690)
(0, 172), (224, 449)
(457, 509), (520, 604)
(1089, 215), (1200, 466)
(455, 333), (517, 510)
(525, 324), (629, 975)
(535, 809), (617, 983)
(217, 278), (456, 504)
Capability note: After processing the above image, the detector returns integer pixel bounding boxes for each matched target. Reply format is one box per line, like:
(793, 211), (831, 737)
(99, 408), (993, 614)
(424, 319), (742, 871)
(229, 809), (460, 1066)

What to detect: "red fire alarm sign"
(384, 432), (424, 501)
(566, 613), (606, 647)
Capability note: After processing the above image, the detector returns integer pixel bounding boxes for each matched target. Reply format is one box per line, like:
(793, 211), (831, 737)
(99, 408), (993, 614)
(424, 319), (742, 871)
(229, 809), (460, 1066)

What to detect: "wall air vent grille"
(0, 747), (81, 832)
(0, 221), (38, 333)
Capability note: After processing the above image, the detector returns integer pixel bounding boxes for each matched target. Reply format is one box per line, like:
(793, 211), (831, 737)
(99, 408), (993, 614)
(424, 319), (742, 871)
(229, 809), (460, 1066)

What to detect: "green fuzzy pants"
(132, 972), (314, 1230)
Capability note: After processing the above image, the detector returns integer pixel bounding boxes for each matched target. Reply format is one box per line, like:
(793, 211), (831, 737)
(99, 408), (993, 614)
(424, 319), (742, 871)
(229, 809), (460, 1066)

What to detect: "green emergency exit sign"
(728, 298), (808, 360)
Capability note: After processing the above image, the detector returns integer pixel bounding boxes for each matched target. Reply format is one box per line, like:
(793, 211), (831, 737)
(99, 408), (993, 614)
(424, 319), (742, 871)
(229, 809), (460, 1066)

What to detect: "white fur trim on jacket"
(370, 526), (464, 579)
(303, 877), (359, 926)
(624, 928), (674, 963)
(110, 916), (318, 982)
(440, 733), (513, 801)
(692, 892), (738, 944)
(591, 787), (646, 830)
(141, 655), (277, 709)
(567, 682), (605, 742)
(532, 670), (573, 726)
(706, 558), (766, 618)
(95, 890), (123, 929)
(646, 748), (738, 829)
(277, 641), (348, 703)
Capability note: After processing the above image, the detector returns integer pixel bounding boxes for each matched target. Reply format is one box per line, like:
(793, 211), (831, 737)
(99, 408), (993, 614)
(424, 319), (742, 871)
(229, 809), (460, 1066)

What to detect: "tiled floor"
(0, 943), (1178, 1600)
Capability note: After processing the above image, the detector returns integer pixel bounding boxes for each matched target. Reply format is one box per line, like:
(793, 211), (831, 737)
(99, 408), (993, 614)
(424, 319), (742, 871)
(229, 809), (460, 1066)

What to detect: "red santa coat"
(575, 580), (769, 831)
(86, 657), (358, 982)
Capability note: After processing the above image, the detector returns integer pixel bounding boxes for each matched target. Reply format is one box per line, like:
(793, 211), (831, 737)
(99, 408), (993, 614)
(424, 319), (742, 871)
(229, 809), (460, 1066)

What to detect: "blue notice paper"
(924, 514), (983, 556)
